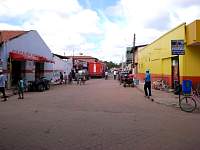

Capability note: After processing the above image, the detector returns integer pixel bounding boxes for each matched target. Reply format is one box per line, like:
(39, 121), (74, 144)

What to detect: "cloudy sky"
(0, 0), (200, 63)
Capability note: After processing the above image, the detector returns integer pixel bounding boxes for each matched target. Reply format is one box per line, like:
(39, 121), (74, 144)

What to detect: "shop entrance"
(35, 62), (44, 80)
(11, 60), (25, 86)
(171, 56), (179, 88)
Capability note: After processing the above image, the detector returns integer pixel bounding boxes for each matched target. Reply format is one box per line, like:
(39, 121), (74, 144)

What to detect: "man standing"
(144, 69), (152, 99)
(63, 72), (68, 84)
(18, 77), (25, 99)
(113, 70), (117, 80)
(60, 72), (63, 84)
(0, 70), (7, 102)
(105, 71), (108, 80)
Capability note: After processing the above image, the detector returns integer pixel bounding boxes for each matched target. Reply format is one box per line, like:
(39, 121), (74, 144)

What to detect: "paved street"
(0, 79), (200, 150)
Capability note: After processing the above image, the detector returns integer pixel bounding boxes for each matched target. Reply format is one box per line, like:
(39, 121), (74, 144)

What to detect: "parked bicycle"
(179, 89), (200, 112)
(152, 79), (169, 91)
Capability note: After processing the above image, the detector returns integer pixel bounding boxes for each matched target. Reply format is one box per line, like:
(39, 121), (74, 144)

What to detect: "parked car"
(28, 77), (50, 92)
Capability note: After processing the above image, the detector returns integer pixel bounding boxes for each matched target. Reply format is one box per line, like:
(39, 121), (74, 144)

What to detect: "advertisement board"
(171, 40), (185, 55)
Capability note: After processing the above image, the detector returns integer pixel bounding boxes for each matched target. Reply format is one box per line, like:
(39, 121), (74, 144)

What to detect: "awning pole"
(8, 56), (12, 89)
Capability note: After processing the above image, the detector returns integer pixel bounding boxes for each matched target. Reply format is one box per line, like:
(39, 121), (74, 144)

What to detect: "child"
(18, 78), (24, 99)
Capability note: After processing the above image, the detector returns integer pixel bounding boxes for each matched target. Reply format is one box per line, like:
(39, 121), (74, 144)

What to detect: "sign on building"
(171, 40), (185, 55)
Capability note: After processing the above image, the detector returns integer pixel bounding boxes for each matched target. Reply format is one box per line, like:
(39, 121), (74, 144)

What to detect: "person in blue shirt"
(144, 69), (152, 98)
(18, 77), (25, 99)
(0, 70), (7, 102)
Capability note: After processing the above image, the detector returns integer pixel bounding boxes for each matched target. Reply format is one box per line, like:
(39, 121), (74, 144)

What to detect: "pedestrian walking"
(18, 77), (25, 99)
(105, 71), (108, 80)
(113, 70), (117, 80)
(75, 71), (79, 85)
(60, 72), (63, 84)
(68, 71), (72, 84)
(144, 69), (152, 99)
(0, 70), (7, 102)
(64, 72), (68, 84)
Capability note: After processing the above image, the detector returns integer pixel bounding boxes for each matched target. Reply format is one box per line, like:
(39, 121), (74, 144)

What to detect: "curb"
(135, 85), (179, 108)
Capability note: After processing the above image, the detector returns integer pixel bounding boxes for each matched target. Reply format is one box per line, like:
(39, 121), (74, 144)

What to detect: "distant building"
(53, 54), (106, 78)
(131, 44), (148, 74)
(53, 54), (99, 70)
(53, 55), (98, 62)
(126, 47), (133, 65)
(52, 55), (73, 82)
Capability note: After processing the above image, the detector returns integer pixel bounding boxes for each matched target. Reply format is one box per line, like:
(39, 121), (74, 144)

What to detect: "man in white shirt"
(105, 71), (108, 80)
(0, 70), (7, 101)
(113, 70), (117, 80)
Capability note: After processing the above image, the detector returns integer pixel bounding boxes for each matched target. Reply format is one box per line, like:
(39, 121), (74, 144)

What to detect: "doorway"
(11, 61), (25, 86)
(35, 62), (44, 80)
(172, 56), (178, 88)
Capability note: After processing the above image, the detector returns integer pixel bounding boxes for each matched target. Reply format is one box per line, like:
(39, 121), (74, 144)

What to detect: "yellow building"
(137, 20), (200, 88)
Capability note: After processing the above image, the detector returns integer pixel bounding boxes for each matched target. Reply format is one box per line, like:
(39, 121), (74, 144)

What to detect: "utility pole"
(73, 49), (75, 69)
(121, 55), (124, 70)
(132, 33), (136, 74)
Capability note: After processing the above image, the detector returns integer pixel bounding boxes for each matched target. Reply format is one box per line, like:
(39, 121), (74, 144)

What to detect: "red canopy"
(9, 52), (54, 63)
(9, 52), (39, 61)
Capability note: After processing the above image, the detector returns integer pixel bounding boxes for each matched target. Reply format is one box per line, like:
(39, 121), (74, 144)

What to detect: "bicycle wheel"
(179, 96), (197, 112)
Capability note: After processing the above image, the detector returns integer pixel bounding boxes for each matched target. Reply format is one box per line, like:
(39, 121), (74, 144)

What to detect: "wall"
(137, 20), (200, 87)
(2, 30), (53, 86)
(137, 23), (186, 86)
(182, 45), (200, 86)
(52, 55), (73, 81)
(186, 20), (200, 46)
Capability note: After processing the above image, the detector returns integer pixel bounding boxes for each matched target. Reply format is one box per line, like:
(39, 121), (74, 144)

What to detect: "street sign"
(171, 40), (185, 55)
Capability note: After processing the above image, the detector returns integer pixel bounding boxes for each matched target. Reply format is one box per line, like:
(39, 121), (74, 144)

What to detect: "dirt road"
(0, 79), (200, 150)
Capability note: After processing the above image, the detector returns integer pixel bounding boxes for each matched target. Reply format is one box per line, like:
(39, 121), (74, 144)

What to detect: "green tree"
(104, 61), (120, 69)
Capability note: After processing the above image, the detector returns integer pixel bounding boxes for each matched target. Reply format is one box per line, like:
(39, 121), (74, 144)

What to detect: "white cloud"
(0, 0), (200, 63)
(102, 0), (200, 57)
(0, 0), (82, 17)
(0, 0), (102, 57)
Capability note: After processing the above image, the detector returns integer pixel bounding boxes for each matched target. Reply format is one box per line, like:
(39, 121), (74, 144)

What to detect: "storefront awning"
(37, 56), (55, 63)
(9, 52), (54, 63)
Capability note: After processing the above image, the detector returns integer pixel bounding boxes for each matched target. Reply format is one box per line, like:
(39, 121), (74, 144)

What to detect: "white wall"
(2, 30), (54, 86)
(52, 55), (73, 81)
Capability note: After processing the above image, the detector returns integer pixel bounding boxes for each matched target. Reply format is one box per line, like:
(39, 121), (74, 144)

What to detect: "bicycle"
(153, 79), (169, 91)
(179, 89), (200, 112)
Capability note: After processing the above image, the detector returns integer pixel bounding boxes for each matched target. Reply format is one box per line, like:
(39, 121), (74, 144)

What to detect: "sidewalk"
(135, 82), (180, 108)
(1, 88), (15, 99)
(2, 81), (69, 99)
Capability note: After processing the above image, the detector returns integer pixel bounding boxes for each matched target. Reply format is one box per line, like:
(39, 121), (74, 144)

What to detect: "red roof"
(53, 53), (98, 60)
(66, 56), (96, 59)
(0, 30), (28, 43)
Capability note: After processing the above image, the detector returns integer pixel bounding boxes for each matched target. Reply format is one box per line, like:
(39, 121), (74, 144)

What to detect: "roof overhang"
(9, 52), (54, 63)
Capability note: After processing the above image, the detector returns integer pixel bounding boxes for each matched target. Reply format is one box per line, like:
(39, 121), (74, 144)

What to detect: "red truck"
(88, 62), (106, 78)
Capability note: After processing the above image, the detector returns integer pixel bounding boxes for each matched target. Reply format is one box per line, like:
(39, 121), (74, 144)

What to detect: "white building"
(52, 55), (73, 82)
(0, 30), (54, 88)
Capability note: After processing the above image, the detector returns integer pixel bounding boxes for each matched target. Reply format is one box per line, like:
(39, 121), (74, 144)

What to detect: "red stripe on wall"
(44, 70), (53, 73)
(3, 70), (53, 73)
(24, 70), (33, 73)
(136, 73), (171, 84)
(20, 70), (54, 73)
(136, 73), (200, 88)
